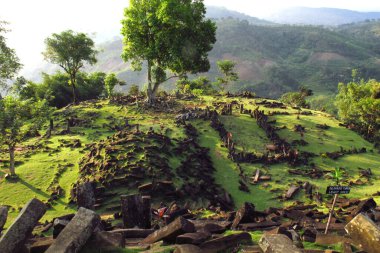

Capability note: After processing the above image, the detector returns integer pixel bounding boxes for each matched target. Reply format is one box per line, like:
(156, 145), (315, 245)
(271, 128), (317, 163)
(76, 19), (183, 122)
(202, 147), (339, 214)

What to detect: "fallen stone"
(240, 221), (281, 231)
(351, 198), (377, 216)
(200, 232), (252, 253)
(0, 198), (47, 253)
(0, 206), (8, 232)
(345, 213), (380, 253)
(53, 219), (70, 239)
(110, 228), (155, 238)
(259, 234), (302, 253)
(232, 202), (256, 229)
(202, 223), (226, 234)
(142, 217), (195, 244)
(315, 234), (352, 245)
(190, 220), (231, 232)
(176, 232), (210, 245)
(174, 244), (202, 253)
(45, 207), (101, 253)
(342, 242), (353, 253)
(87, 231), (125, 249)
(285, 185), (300, 199)
(29, 236), (54, 253)
(265, 227), (292, 240)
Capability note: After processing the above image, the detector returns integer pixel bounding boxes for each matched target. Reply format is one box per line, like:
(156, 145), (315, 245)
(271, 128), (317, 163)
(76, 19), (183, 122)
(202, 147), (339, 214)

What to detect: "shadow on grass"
(17, 178), (51, 199)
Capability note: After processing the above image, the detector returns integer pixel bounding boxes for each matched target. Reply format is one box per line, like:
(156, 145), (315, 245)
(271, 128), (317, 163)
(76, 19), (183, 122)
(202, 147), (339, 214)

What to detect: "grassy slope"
(1, 97), (379, 228)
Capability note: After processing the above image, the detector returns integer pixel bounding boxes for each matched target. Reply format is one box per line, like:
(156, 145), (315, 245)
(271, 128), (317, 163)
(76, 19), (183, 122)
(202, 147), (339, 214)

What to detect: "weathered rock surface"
(0, 198), (47, 253)
(200, 232), (252, 253)
(173, 244), (202, 253)
(0, 206), (8, 232)
(87, 231), (125, 249)
(176, 232), (210, 245)
(142, 217), (195, 244)
(45, 207), (100, 253)
(345, 213), (380, 253)
(29, 236), (54, 253)
(121, 194), (151, 229)
(76, 182), (95, 210)
(232, 202), (256, 229)
(259, 234), (302, 253)
(110, 228), (155, 238)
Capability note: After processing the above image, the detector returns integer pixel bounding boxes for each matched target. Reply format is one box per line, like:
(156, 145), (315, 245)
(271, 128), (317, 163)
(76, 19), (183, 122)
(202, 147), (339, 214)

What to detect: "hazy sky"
(1, 0), (380, 74)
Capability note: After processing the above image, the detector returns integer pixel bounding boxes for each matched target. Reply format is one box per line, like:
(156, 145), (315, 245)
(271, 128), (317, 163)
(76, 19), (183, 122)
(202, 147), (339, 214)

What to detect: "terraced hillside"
(0, 95), (379, 229)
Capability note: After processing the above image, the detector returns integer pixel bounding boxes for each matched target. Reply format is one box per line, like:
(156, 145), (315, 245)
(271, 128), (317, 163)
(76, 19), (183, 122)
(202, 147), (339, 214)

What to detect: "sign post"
(325, 186), (350, 234)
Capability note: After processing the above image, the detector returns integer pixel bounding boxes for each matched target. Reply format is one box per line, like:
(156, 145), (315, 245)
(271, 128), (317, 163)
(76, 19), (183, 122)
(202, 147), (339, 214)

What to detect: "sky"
(1, 0), (380, 75)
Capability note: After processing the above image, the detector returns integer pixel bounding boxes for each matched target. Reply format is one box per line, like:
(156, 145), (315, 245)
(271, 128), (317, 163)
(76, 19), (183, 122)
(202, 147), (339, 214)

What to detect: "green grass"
(1, 97), (380, 230)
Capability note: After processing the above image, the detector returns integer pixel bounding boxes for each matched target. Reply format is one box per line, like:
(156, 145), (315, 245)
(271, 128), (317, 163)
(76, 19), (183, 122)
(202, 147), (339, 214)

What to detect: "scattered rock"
(200, 232), (252, 253)
(259, 234), (302, 253)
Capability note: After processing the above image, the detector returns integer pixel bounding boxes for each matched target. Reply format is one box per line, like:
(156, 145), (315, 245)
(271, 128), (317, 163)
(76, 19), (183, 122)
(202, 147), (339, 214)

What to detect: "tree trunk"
(70, 76), (77, 104)
(146, 61), (155, 105)
(9, 145), (16, 176)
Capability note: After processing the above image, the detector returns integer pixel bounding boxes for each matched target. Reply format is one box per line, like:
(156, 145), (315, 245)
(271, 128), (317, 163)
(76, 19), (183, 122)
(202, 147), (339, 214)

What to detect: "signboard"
(326, 186), (350, 195)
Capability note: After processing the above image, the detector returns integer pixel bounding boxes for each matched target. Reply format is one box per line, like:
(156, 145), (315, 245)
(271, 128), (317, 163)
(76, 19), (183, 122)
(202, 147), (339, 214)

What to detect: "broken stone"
(0, 206), (8, 232)
(0, 198), (47, 253)
(176, 232), (210, 245)
(29, 236), (54, 253)
(200, 232), (252, 252)
(345, 213), (380, 253)
(315, 234), (352, 245)
(232, 202), (256, 229)
(174, 244), (202, 253)
(285, 185), (300, 199)
(142, 217), (195, 244)
(259, 234), (302, 253)
(87, 231), (125, 249)
(45, 207), (101, 253)
(239, 221), (281, 231)
(352, 198), (377, 216)
(121, 194), (151, 229)
(109, 228), (155, 238)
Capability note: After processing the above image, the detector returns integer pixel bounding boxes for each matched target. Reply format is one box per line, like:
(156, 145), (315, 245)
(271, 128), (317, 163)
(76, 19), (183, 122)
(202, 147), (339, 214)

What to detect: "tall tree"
(0, 21), (21, 88)
(121, 0), (216, 104)
(43, 30), (97, 103)
(104, 73), (126, 98)
(215, 60), (238, 92)
(0, 97), (49, 176)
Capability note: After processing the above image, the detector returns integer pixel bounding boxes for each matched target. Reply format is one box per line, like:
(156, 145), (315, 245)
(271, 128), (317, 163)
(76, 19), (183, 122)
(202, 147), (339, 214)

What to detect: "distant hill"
(85, 18), (380, 98)
(206, 6), (274, 25)
(267, 7), (380, 26)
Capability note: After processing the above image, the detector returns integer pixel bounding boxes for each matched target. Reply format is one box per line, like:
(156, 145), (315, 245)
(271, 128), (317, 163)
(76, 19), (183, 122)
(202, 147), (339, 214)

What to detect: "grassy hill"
(1, 96), (379, 230)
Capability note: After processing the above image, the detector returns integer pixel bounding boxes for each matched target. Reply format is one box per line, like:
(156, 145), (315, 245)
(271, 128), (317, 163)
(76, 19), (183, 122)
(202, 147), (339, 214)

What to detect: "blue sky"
(1, 0), (380, 73)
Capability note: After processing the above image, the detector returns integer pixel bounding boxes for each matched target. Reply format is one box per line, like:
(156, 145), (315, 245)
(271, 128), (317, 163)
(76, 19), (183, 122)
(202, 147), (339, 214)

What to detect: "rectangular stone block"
(45, 207), (100, 253)
(200, 232), (252, 252)
(345, 213), (380, 253)
(0, 206), (8, 232)
(142, 217), (195, 244)
(0, 198), (46, 253)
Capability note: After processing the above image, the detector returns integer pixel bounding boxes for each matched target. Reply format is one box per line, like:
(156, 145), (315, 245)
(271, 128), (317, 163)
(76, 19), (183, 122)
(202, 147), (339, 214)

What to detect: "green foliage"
(43, 30), (97, 103)
(176, 76), (215, 95)
(215, 60), (238, 92)
(335, 77), (380, 139)
(280, 92), (307, 107)
(105, 73), (126, 98)
(128, 84), (140, 96)
(121, 0), (216, 102)
(16, 72), (106, 108)
(0, 21), (21, 87)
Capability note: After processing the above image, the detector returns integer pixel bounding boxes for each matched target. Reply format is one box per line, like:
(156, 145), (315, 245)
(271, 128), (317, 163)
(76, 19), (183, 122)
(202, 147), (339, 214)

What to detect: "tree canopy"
(215, 60), (238, 92)
(0, 21), (21, 88)
(43, 30), (97, 103)
(121, 0), (216, 103)
(335, 77), (380, 139)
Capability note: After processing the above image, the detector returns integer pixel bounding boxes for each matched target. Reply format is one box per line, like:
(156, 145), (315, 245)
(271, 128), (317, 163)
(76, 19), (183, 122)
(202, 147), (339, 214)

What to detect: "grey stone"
(345, 213), (380, 253)
(259, 234), (302, 253)
(0, 198), (47, 253)
(200, 232), (252, 253)
(142, 217), (195, 244)
(45, 207), (100, 253)
(76, 182), (95, 210)
(0, 206), (8, 232)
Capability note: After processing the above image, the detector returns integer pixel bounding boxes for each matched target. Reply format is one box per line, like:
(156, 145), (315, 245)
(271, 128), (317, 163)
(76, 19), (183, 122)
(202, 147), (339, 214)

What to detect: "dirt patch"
(308, 52), (346, 63)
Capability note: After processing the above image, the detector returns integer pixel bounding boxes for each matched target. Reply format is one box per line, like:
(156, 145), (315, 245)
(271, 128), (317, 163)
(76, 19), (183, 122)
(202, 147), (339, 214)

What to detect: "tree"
(335, 77), (380, 138)
(0, 21), (21, 88)
(104, 73), (126, 98)
(0, 97), (49, 176)
(121, 0), (216, 104)
(43, 30), (97, 103)
(215, 60), (238, 92)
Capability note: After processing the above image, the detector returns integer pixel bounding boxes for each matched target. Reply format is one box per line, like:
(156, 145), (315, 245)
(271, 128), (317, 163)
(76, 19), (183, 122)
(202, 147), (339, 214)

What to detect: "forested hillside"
(87, 18), (380, 99)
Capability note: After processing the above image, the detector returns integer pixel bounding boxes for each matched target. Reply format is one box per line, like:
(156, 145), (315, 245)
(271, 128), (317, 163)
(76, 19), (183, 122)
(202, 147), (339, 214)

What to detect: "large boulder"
(345, 213), (380, 253)
(45, 207), (100, 253)
(0, 198), (47, 253)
